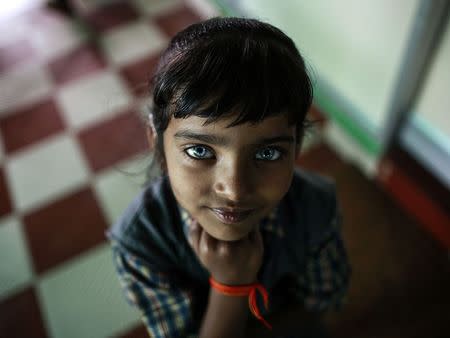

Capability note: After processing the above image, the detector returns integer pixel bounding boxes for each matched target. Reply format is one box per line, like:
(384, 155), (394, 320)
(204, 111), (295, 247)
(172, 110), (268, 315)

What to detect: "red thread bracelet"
(209, 277), (272, 330)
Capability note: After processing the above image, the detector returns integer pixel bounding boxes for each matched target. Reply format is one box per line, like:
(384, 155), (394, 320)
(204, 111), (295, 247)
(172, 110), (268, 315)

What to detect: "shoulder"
(282, 168), (340, 247)
(106, 175), (185, 270)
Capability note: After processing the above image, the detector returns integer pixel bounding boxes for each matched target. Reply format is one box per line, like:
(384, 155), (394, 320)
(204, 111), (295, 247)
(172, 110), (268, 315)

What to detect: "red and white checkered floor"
(0, 1), (207, 337)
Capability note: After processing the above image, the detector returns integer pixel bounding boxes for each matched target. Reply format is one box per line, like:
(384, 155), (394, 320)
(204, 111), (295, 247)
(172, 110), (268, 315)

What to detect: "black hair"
(148, 16), (313, 172)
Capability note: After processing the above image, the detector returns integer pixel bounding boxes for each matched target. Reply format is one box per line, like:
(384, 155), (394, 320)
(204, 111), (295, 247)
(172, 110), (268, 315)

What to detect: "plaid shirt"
(108, 170), (351, 338)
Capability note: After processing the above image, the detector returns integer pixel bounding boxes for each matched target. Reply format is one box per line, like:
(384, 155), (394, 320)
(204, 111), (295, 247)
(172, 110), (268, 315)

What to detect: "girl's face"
(163, 113), (299, 241)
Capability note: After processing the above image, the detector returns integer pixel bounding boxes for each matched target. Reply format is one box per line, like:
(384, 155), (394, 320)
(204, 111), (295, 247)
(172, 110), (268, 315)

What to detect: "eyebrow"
(174, 130), (295, 146)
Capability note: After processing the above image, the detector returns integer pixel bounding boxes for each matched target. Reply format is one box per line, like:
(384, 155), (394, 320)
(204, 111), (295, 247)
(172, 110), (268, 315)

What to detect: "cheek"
(259, 162), (295, 202)
(165, 157), (210, 207)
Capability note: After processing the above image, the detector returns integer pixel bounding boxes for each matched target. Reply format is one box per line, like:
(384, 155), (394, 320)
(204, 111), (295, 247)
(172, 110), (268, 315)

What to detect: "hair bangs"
(168, 36), (311, 128)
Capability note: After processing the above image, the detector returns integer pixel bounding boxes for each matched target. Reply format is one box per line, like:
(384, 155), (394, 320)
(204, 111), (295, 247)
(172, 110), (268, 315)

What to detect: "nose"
(213, 158), (253, 204)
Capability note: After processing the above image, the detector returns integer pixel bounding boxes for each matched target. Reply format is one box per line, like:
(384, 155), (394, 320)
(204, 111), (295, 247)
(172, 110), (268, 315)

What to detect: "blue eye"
(255, 147), (283, 161)
(185, 146), (214, 159)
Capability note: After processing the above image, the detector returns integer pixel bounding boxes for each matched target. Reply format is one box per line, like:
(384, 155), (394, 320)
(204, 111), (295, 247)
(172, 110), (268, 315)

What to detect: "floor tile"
(101, 20), (167, 66)
(308, 105), (328, 126)
(23, 186), (108, 275)
(0, 166), (13, 217)
(93, 154), (150, 225)
(154, 4), (202, 38)
(38, 243), (140, 338)
(119, 52), (160, 97)
(0, 39), (35, 73)
(296, 142), (345, 176)
(0, 63), (53, 116)
(0, 14), (30, 47)
(0, 287), (48, 338)
(85, 1), (140, 33)
(5, 134), (89, 212)
(0, 138), (4, 164)
(116, 323), (148, 338)
(78, 109), (148, 173)
(133, 0), (183, 16)
(30, 11), (86, 61)
(48, 43), (107, 86)
(0, 217), (33, 301)
(57, 70), (133, 129)
(0, 98), (65, 154)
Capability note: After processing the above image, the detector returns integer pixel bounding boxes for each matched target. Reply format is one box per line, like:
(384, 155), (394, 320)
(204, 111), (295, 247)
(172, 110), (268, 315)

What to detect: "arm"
(248, 206), (351, 337)
(188, 221), (264, 338)
(110, 244), (197, 338)
(199, 288), (250, 338)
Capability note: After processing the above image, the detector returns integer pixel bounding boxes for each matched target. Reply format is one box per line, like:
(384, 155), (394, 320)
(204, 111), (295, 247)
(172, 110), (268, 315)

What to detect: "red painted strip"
(378, 160), (450, 249)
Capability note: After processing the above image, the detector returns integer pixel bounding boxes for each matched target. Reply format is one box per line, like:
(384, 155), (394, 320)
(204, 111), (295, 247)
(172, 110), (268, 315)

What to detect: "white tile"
(57, 71), (133, 129)
(30, 16), (85, 61)
(132, 0), (183, 16)
(0, 16), (29, 47)
(37, 243), (141, 338)
(101, 20), (167, 66)
(185, 0), (219, 19)
(0, 63), (52, 116)
(93, 153), (154, 225)
(0, 216), (33, 301)
(5, 134), (89, 212)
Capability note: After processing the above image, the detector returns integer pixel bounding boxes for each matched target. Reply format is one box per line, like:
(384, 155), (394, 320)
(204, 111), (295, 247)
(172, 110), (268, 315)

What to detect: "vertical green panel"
(314, 86), (382, 156)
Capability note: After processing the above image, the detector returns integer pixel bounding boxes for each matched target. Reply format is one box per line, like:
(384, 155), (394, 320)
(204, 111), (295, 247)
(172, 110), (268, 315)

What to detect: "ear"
(146, 127), (156, 149)
(146, 113), (157, 149)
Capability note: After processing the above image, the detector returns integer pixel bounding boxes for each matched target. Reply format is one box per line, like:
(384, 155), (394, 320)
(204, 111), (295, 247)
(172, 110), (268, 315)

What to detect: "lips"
(209, 207), (255, 224)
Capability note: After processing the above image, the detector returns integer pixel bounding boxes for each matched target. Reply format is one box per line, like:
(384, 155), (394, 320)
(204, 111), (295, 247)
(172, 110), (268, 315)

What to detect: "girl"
(107, 17), (350, 338)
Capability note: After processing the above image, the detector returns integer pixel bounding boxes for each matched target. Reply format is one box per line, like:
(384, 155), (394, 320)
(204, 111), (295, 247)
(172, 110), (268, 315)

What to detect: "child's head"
(147, 17), (313, 240)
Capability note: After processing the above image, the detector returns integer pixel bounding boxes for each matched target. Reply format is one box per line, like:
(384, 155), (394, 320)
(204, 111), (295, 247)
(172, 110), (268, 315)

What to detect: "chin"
(204, 222), (254, 242)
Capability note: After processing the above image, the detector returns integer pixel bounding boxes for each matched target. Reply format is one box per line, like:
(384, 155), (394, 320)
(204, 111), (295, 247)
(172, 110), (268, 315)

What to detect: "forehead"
(165, 114), (294, 141)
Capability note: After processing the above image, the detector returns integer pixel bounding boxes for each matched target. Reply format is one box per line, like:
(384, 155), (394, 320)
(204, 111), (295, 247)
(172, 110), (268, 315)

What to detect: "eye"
(255, 147), (284, 161)
(184, 145), (214, 159)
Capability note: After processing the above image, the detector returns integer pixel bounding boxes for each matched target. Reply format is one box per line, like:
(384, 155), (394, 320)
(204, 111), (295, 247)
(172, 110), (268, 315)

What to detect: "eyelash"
(182, 145), (287, 162)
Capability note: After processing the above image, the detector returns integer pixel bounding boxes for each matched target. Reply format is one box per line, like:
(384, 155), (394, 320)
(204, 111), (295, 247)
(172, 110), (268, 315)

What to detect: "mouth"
(209, 207), (255, 224)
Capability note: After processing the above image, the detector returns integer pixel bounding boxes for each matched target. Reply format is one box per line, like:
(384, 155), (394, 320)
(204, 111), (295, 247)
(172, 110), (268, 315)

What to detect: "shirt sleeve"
(110, 242), (198, 338)
(295, 210), (351, 312)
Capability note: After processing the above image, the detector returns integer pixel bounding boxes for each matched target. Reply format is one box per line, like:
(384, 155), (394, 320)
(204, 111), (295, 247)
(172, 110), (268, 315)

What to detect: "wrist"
(209, 277), (272, 330)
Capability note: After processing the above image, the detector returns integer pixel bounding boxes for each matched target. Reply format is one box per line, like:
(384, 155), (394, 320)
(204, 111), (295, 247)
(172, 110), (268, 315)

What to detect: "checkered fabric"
(109, 193), (350, 337)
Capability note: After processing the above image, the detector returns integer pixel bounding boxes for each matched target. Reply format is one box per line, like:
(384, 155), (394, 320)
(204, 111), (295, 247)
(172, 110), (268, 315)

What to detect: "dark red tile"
(296, 142), (344, 175)
(307, 105), (328, 129)
(0, 287), (48, 338)
(0, 39), (35, 73)
(116, 324), (148, 338)
(77, 109), (147, 173)
(48, 43), (106, 85)
(85, 2), (140, 33)
(0, 166), (13, 217)
(23, 187), (108, 275)
(0, 99), (65, 154)
(119, 53), (160, 97)
(154, 5), (202, 38)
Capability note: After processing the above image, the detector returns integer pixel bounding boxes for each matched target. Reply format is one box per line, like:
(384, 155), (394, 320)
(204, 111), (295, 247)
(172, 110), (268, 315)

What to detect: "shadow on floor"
(298, 143), (450, 338)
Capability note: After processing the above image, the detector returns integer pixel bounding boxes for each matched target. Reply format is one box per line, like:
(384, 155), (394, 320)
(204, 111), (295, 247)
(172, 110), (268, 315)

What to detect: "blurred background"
(0, 0), (449, 337)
